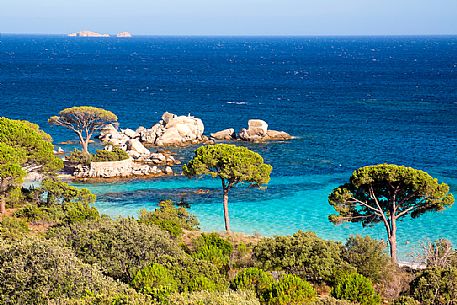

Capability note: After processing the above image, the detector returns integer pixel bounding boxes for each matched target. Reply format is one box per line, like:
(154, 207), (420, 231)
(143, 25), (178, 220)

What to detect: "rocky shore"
(67, 112), (292, 180)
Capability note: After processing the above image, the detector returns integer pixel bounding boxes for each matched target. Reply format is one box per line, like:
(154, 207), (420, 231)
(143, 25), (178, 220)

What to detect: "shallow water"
(1, 35), (457, 260)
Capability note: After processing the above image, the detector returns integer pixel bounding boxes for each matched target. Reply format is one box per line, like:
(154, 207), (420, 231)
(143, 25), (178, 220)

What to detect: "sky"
(1, 0), (457, 36)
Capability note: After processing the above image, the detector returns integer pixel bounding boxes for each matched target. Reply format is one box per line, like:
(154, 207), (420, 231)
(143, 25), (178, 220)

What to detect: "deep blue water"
(1, 35), (457, 260)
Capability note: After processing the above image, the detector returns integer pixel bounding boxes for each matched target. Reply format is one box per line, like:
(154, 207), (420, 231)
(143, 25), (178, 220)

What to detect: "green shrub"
(191, 233), (234, 270)
(311, 297), (358, 305)
(0, 216), (29, 240)
(14, 203), (63, 222)
(131, 263), (178, 302)
(231, 267), (274, 300)
(0, 238), (137, 304)
(391, 296), (420, 305)
(159, 255), (228, 293)
(253, 231), (344, 283)
(53, 291), (152, 305)
(67, 149), (92, 165)
(47, 217), (183, 283)
(169, 290), (261, 305)
(343, 235), (391, 283)
(91, 147), (129, 162)
(331, 273), (381, 305)
(15, 200), (99, 225)
(263, 273), (317, 305)
(410, 267), (457, 305)
(139, 199), (199, 237)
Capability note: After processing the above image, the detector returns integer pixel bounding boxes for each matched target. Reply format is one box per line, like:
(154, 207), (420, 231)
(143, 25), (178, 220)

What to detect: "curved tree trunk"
(223, 187), (230, 232)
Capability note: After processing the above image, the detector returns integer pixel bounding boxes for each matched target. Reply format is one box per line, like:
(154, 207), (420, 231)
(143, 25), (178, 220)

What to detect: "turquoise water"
(74, 171), (457, 260)
(2, 35), (457, 260)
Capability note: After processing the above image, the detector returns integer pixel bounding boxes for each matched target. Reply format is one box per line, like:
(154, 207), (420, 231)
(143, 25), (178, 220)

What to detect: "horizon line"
(2, 32), (457, 38)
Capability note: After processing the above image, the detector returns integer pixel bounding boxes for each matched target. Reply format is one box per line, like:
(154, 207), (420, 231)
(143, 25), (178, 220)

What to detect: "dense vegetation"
(1, 117), (456, 304)
(2, 187), (457, 304)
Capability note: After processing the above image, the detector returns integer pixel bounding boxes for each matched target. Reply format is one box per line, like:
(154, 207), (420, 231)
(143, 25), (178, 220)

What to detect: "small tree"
(328, 164), (454, 264)
(0, 118), (63, 214)
(48, 106), (118, 154)
(183, 144), (272, 232)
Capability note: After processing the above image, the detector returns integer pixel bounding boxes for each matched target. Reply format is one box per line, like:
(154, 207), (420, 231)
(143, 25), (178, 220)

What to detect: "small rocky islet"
(70, 112), (292, 179)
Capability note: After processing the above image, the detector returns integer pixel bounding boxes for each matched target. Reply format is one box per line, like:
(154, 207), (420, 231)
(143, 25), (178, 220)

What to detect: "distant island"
(68, 31), (132, 38)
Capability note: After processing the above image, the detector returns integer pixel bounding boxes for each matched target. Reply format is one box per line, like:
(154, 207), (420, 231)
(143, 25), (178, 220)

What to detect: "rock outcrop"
(73, 158), (172, 178)
(116, 32), (132, 38)
(68, 31), (110, 37)
(210, 128), (236, 140)
(238, 119), (292, 142)
(100, 112), (211, 147)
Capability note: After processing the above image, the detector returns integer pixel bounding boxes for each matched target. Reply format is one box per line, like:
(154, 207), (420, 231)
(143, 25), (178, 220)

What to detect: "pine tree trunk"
(389, 216), (398, 264)
(223, 188), (230, 232)
(0, 196), (6, 215)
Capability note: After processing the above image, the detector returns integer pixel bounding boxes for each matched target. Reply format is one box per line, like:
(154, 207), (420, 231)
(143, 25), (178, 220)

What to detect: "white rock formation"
(210, 128), (236, 140)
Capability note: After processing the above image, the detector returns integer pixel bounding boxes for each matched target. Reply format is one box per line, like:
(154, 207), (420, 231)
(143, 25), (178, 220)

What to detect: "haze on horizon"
(1, 0), (457, 36)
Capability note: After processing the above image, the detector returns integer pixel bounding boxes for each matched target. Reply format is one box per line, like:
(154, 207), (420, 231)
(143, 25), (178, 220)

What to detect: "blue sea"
(1, 35), (456, 260)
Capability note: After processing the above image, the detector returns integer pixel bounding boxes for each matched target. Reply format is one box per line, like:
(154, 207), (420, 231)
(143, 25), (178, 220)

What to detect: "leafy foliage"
(131, 263), (179, 302)
(183, 144), (272, 231)
(391, 296), (420, 305)
(253, 231), (345, 283)
(91, 147), (130, 162)
(67, 149), (92, 165)
(328, 164), (454, 262)
(343, 235), (391, 283)
(49, 106), (118, 153)
(311, 297), (358, 305)
(0, 118), (63, 213)
(191, 233), (234, 269)
(139, 199), (199, 237)
(169, 290), (261, 305)
(331, 273), (381, 305)
(0, 216), (29, 240)
(47, 217), (183, 283)
(409, 267), (457, 305)
(231, 267), (274, 300)
(263, 273), (317, 305)
(0, 238), (137, 304)
(183, 144), (272, 186)
(0, 117), (63, 174)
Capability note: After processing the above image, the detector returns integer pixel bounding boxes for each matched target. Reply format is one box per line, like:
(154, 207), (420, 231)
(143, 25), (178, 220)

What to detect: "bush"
(311, 297), (358, 305)
(159, 255), (228, 293)
(91, 147), (129, 162)
(410, 267), (457, 305)
(422, 239), (457, 268)
(263, 273), (317, 305)
(253, 231), (344, 283)
(67, 149), (92, 165)
(343, 235), (391, 283)
(0, 216), (29, 240)
(231, 267), (274, 300)
(391, 296), (420, 305)
(191, 233), (234, 270)
(0, 238), (137, 304)
(47, 217), (183, 282)
(14, 203), (63, 222)
(169, 290), (261, 305)
(139, 200), (199, 237)
(15, 200), (99, 225)
(53, 291), (152, 305)
(131, 263), (179, 302)
(331, 273), (381, 305)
